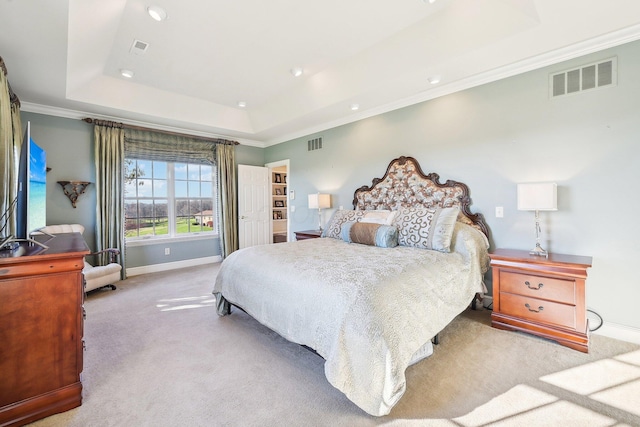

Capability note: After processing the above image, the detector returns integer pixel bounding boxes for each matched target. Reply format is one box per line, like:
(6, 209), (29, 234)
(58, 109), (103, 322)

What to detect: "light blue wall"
(266, 40), (640, 330)
(20, 111), (265, 268)
(22, 112), (97, 252)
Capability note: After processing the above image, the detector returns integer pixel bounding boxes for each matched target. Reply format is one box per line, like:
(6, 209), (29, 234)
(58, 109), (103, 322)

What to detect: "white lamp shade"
(308, 193), (331, 209)
(517, 183), (558, 211)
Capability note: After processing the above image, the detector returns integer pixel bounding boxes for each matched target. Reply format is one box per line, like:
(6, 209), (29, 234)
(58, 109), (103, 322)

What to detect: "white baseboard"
(593, 321), (640, 345)
(126, 255), (222, 277)
(479, 296), (640, 345)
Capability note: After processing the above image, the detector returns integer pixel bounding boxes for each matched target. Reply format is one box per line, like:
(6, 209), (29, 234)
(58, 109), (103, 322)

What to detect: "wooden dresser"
(0, 233), (89, 426)
(490, 248), (592, 353)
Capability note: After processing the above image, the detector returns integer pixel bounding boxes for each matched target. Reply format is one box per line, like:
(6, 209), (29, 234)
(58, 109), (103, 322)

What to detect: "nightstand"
(294, 230), (322, 240)
(490, 249), (593, 353)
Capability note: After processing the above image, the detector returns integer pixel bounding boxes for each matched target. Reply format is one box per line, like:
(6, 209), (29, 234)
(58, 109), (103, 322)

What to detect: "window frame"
(124, 158), (217, 243)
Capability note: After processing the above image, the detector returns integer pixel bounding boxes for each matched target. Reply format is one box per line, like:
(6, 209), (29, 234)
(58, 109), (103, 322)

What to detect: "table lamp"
(308, 193), (331, 231)
(517, 182), (557, 257)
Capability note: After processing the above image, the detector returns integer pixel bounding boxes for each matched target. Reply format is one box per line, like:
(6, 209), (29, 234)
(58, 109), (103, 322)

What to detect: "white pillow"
(360, 210), (397, 225)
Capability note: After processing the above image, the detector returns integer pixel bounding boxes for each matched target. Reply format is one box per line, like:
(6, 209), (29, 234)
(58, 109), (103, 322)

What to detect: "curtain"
(90, 119), (239, 263)
(94, 123), (125, 277)
(216, 143), (238, 258)
(0, 57), (22, 237)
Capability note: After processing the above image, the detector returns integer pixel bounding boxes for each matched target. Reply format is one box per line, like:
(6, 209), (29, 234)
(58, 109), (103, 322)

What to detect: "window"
(124, 159), (216, 239)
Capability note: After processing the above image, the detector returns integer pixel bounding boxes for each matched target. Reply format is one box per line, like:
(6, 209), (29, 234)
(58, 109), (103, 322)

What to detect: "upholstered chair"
(38, 224), (121, 292)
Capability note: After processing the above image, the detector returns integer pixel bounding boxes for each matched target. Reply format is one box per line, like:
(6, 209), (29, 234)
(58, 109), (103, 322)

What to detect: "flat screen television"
(15, 121), (47, 240)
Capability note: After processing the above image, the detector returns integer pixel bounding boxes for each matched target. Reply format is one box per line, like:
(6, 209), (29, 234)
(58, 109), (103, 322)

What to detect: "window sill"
(125, 233), (219, 247)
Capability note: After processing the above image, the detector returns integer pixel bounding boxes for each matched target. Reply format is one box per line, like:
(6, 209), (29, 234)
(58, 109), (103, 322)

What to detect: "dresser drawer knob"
(524, 281), (543, 290)
(525, 303), (544, 313)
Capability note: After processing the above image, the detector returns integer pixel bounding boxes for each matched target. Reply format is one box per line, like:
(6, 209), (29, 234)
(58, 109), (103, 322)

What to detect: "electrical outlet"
(164, 248), (170, 255)
(495, 207), (504, 218)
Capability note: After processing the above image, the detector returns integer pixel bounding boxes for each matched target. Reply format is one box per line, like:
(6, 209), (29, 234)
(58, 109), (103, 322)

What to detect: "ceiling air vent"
(550, 57), (616, 98)
(130, 39), (149, 55)
(308, 137), (323, 151)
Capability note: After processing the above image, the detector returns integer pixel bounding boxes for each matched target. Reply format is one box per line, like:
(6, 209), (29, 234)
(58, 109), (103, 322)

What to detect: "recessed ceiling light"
(120, 69), (134, 78)
(290, 67), (303, 77)
(350, 103), (360, 111)
(428, 75), (441, 85)
(422, 0), (437, 3)
(237, 101), (247, 108)
(147, 5), (167, 21)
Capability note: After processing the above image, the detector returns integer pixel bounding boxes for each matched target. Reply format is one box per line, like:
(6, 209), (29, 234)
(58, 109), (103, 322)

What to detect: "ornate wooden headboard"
(352, 156), (489, 237)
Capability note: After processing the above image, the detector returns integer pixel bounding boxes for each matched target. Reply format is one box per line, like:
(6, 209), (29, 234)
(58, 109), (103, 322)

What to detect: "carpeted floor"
(30, 263), (640, 426)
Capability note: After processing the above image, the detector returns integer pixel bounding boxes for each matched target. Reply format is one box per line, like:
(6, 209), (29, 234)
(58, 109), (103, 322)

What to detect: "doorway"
(265, 159), (290, 243)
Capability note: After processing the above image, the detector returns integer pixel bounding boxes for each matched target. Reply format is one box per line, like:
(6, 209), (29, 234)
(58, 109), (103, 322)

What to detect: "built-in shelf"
(271, 169), (287, 241)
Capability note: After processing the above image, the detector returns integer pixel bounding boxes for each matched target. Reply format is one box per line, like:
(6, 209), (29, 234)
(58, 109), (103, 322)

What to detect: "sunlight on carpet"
(452, 385), (558, 426)
(449, 348), (640, 426)
(540, 356), (640, 395)
(155, 295), (217, 312)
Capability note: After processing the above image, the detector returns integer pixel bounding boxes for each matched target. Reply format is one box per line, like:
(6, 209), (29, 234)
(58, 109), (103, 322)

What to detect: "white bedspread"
(213, 223), (489, 416)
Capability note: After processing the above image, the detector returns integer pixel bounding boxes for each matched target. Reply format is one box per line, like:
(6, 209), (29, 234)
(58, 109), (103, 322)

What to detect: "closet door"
(237, 165), (270, 249)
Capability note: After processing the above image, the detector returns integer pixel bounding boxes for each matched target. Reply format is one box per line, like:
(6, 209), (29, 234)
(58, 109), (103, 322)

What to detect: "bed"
(213, 156), (490, 416)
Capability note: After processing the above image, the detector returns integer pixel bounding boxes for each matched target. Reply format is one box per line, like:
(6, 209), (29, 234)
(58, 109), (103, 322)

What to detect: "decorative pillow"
(341, 222), (398, 248)
(391, 206), (460, 252)
(322, 209), (395, 239)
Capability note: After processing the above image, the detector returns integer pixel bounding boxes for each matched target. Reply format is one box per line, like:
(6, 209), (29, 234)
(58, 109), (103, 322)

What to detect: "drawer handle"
(524, 281), (543, 290)
(525, 303), (544, 313)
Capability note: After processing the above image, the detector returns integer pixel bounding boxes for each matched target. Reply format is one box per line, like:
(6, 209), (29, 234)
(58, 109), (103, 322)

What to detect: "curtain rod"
(1, 56), (21, 108)
(82, 117), (239, 146)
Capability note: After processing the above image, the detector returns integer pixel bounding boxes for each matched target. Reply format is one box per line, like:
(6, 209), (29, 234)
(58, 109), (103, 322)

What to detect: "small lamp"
(517, 182), (557, 257)
(308, 193), (331, 231)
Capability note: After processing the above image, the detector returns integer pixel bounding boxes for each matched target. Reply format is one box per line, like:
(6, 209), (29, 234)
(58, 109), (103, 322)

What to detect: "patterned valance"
(124, 127), (217, 165)
(352, 156), (489, 237)
(83, 117), (238, 165)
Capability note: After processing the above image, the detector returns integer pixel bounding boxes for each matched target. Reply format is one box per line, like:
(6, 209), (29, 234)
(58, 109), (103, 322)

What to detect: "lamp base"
(317, 209), (323, 232)
(529, 243), (548, 258)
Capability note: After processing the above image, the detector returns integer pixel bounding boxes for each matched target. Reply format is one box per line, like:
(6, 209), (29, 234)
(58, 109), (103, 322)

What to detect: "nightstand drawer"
(500, 293), (576, 330)
(500, 271), (576, 304)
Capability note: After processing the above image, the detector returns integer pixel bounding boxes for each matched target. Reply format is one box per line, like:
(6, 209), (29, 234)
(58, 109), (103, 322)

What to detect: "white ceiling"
(1, 0), (640, 147)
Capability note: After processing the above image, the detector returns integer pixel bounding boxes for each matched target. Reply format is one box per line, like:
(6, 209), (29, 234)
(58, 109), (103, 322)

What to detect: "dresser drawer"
(500, 292), (576, 330)
(0, 258), (84, 279)
(499, 270), (576, 304)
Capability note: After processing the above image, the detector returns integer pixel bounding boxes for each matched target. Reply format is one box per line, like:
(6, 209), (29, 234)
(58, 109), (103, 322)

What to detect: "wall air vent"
(130, 39), (149, 55)
(308, 137), (323, 151)
(550, 57), (616, 98)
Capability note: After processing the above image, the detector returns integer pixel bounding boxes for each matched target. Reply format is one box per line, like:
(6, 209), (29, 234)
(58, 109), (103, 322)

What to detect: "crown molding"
(19, 102), (267, 148)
